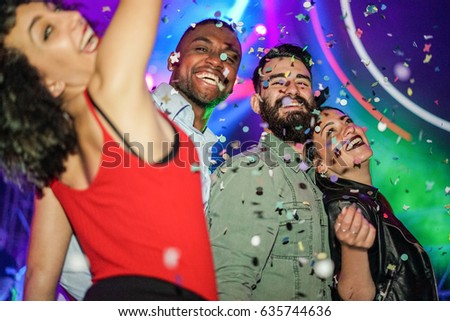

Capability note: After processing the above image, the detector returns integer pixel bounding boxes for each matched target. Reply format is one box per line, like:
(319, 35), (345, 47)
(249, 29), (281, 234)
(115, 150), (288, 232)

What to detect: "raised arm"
(88, 0), (172, 163)
(24, 188), (73, 300)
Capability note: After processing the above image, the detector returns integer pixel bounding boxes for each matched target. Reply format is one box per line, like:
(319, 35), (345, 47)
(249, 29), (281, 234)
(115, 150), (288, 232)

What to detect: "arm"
(89, 0), (172, 163)
(333, 204), (376, 300)
(24, 187), (72, 300)
(207, 163), (278, 300)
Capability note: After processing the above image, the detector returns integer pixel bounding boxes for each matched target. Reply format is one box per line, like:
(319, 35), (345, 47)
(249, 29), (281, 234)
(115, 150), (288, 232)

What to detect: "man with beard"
(59, 19), (242, 300)
(207, 44), (332, 300)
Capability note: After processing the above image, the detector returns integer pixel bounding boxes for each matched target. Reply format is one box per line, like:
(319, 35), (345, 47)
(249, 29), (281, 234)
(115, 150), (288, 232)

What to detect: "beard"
(172, 76), (230, 110)
(259, 95), (317, 144)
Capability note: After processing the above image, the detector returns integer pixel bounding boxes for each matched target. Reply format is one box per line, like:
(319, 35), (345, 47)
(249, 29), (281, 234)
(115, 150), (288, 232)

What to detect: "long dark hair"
(0, 0), (77, 192)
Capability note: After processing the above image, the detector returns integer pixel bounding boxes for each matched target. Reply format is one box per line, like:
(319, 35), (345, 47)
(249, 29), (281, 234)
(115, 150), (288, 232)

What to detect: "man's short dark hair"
(176, 18), (239, 52)
(252, 44), (313, 93)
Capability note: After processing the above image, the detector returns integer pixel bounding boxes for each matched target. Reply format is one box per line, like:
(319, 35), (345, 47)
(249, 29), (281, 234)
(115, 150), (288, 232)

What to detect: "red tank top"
(51, 92), (217, 300)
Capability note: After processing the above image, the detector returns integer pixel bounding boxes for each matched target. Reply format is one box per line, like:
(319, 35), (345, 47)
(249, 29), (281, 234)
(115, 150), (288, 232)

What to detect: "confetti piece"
(219, 53), (228, 61)
(445, 187), (450, 195)
(423, 43), (432, 53)
(256, 187), (263, 196)
(400, 254), (409, 261)
(425, 181), (434, 191)
(355, 28), (363, 38)
(190, 163), (200, 173)
(364, 5), (378, 17)
(163, 247), (181, 270)
(222, 67), (230, 78)
(377, 121), (387, 132)
(298, 257), (308, 265)
(169, 51), (180, 64)
(402, 205), (410, 211)
(242, 126), (249, 133)
(282, 237), (289, 245)
(387, 264), (397, 271)
(299, 161), (309, 172)
(423, 54), (432, 63)
(313, 258), (334, 279)
(251, 235), (261, 247)
(361, 58), (371, 67)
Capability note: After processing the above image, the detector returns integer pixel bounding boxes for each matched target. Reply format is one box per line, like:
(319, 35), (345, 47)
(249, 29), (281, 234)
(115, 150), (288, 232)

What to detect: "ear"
(167, 56), (174, 71)
(316, 159), (328, 174)
(250, 93), (263, 114)
(45, 79), (66, 98)
(167, 51), (179, 71)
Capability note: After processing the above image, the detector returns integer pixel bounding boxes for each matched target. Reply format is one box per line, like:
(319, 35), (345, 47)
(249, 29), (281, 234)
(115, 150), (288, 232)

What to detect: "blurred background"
(1, 0), (449, 300)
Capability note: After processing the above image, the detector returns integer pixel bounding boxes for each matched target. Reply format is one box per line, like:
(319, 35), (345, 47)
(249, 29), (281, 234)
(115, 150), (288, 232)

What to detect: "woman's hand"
(334, 204), (376, 249)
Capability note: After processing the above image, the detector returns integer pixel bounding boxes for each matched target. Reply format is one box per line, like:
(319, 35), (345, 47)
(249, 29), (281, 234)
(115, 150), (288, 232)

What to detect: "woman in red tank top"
(0, 0), (216, 300)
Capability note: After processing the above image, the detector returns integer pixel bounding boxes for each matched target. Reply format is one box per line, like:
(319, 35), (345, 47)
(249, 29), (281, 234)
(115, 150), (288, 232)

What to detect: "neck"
(191, 104), (207, 131)
(334, 161), (373, 186)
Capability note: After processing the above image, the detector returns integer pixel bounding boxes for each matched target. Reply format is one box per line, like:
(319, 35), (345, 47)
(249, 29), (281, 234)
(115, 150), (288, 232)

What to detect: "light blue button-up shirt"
(152, 83), (218, 210)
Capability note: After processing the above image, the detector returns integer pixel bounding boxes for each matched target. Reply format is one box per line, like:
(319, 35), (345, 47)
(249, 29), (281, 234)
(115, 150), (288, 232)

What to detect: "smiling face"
(4, 2), (99, 96)
(252, 57), (317, 143)
(313, 108), (373, 180)
(168, 22), (242, 109)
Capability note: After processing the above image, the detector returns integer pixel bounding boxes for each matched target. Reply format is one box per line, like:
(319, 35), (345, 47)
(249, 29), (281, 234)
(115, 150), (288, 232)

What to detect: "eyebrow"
(28, 15), (42, 39)
(266, 73), (311, 82)
(191, 36), (240, 56)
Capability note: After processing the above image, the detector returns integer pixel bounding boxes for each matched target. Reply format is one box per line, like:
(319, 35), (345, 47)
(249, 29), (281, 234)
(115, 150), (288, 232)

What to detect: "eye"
(195, 47), (208, 53)
(295, 80), (310, 87)
(269, 78), (287, 86)
(44, 25), (54, 41)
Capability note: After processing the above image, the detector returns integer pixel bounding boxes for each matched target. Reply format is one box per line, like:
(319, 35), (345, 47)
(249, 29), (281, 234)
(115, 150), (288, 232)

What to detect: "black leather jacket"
(316, 174), (439, 301)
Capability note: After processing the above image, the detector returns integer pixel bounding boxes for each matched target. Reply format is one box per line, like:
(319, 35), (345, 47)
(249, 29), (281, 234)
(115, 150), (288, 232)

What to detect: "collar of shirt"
(152, 83), (216, 143)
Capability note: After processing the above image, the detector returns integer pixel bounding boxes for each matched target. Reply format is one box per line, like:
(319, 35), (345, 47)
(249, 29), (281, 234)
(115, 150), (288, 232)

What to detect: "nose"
(280, 79), (300, 96)
(65, 10), (85, 30)
(343, 123), (356, 138)
(204, 52), (224, 70)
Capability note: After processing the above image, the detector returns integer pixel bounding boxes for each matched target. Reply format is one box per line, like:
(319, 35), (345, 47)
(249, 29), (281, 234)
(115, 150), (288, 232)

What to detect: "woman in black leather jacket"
(307, 107), (438, 301)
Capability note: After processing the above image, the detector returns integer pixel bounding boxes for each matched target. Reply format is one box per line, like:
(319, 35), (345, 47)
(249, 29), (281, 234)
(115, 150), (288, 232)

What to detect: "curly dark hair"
(0, 0), (77, 192)
(252, 43), (314, 93)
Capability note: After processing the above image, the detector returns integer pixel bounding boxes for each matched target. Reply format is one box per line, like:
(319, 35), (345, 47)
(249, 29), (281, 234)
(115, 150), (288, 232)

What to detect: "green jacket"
(208, 133), (332, 300)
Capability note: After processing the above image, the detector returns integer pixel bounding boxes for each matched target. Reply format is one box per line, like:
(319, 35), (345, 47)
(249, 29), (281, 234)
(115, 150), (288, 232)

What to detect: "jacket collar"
(316, 173), (379, 199)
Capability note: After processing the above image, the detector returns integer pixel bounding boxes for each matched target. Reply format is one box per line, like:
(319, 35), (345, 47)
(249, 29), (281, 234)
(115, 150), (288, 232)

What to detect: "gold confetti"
(423, 54), (432, 63)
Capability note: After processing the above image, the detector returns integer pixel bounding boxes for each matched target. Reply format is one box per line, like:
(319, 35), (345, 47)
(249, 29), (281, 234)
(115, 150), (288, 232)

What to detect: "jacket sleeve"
(324, 197), (379, 299)
(207, 160), (279, 300)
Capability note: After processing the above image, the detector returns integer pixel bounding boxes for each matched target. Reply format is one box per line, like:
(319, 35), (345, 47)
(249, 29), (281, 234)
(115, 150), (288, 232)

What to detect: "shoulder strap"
(86, 91), (179, 164)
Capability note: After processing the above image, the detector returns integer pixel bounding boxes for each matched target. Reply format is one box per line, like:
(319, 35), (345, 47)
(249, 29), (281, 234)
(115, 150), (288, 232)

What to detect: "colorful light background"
(1, 0), (449, 300)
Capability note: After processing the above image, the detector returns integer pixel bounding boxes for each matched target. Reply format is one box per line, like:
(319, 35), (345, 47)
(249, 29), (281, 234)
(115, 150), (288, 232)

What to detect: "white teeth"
(346, 137), (362, 151)
(281, 97), (304, 108)
(196, 72), (223, 88)
(80, 26), (96, 52)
